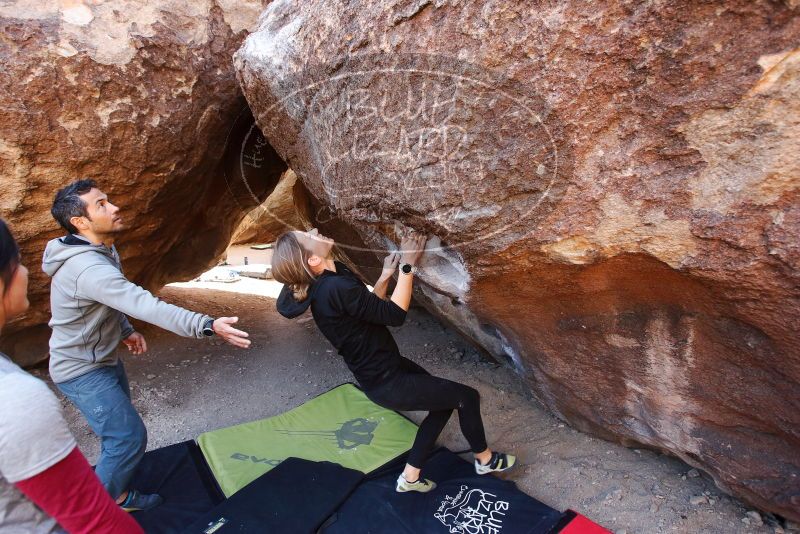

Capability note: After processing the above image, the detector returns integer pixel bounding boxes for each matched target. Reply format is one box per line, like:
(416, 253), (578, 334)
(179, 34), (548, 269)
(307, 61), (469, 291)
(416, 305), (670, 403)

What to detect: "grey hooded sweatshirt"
(42, 234), (211, 383)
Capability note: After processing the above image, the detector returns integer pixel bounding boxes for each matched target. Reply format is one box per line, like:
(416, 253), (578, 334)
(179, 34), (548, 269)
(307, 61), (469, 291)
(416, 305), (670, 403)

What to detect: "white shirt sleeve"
(0, 372), (77, 483)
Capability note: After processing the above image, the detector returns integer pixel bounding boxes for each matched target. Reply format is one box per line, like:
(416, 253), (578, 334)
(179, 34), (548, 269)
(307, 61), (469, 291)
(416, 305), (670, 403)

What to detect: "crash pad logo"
(229, 453), (282, 466)
(275, 417), (378, 450)
(435, 485), (510, 534)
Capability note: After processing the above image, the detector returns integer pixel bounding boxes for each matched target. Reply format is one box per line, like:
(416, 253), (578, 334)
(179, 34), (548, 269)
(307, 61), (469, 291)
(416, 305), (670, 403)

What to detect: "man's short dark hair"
(51, 179), (97, 235)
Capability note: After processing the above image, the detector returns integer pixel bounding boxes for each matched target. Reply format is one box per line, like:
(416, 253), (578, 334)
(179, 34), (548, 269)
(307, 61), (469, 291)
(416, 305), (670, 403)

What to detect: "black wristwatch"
(400, 263), (417, 275)
(202, 318), (215, 337)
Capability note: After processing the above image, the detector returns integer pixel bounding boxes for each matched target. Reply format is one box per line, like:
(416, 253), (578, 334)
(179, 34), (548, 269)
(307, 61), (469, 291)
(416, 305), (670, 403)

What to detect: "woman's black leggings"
(364, 357), (488, 469)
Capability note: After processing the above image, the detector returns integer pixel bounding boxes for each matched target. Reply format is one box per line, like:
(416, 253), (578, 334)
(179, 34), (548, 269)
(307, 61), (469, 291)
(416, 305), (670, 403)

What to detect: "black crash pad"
(321, 448), (563, 534)
(129, 440), (224, 534)
(184, 457), (364, 533)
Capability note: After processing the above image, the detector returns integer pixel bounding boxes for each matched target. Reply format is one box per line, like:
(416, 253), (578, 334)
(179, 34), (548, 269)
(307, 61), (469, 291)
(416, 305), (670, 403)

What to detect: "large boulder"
(230, 169), (304, 245)
(0, 1), (286, 364)
(235, 0), (800, 519)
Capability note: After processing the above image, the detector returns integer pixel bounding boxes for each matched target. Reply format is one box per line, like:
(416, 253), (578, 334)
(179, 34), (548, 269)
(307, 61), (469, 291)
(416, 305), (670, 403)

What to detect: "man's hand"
(122, 332), (148, 355)
(213, 317), (251, 349)
(381, 251), (400, 279)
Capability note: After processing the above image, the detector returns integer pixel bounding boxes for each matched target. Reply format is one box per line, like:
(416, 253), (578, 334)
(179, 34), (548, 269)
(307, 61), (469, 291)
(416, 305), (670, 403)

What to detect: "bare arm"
(372, 251), (400, 299)
(390, 233), (427, 312)
(372, 277), (390, 300)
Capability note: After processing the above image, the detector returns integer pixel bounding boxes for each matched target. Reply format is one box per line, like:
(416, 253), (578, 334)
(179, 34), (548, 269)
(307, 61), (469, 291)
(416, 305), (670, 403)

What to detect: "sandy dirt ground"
(29, 278), (796, 534)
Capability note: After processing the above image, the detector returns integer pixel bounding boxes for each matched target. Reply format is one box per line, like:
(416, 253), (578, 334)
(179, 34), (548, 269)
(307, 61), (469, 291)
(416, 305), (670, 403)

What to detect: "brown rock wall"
(0, 1), (286, 364)
(235, 0), (800, 518)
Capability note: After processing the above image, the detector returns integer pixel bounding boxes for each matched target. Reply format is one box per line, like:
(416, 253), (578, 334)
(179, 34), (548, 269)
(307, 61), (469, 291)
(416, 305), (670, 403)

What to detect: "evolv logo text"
(229, 453), (282, 467)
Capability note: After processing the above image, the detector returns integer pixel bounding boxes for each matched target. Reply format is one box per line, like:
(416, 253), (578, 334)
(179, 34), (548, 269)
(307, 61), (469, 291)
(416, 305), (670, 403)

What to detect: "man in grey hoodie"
(42, 179), (251, 512)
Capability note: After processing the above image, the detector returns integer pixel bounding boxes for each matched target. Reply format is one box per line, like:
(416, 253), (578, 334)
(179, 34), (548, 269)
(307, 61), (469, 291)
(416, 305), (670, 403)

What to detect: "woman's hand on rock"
(382, 251), (400, 278)
(399, 232), (427, 266)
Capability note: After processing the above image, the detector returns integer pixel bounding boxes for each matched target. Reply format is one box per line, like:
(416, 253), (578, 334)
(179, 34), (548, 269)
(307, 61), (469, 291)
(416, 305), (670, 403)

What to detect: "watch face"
(402, 264), (412, 274)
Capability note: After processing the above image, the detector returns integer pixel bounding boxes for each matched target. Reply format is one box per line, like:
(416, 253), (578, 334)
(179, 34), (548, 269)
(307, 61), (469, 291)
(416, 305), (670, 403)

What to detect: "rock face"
(0, 1), (286, 364)
(230, 169), (304, 245)
(235, 0), (800, 519)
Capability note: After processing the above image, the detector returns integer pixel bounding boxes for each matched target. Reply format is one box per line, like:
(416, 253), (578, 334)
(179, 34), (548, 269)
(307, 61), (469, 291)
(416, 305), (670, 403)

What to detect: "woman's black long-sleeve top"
(276, 261), (408, 389)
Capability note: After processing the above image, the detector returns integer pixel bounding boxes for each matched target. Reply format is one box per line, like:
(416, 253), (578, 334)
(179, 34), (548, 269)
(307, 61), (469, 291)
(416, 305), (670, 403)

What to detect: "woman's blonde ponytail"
(272, 232), (317, 302)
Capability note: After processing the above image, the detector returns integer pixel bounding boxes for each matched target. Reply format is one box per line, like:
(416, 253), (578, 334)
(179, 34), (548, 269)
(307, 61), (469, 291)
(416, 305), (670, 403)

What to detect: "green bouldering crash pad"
(197, 383), (417, 497)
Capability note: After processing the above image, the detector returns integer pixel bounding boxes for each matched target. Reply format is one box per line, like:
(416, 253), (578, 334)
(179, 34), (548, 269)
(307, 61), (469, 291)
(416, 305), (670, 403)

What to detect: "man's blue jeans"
(56, 360), (146, 500)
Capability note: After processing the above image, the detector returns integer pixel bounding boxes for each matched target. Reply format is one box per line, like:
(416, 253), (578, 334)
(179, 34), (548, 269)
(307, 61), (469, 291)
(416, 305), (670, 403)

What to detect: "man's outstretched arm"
(77, 263), (250, 348)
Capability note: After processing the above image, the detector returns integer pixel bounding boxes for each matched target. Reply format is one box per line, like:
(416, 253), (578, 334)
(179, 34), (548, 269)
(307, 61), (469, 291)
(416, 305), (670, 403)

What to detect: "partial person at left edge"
(42, 179), (251, 512)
